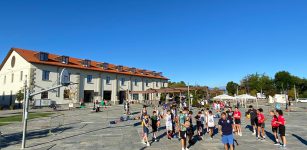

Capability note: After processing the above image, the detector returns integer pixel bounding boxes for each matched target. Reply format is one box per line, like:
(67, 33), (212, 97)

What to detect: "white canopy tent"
(236, 94), (257, 108)
(213, 94), (236, 101)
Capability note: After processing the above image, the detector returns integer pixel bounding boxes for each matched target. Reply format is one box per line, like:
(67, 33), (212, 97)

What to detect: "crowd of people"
(138, 102), (288, 150)
(246, 105), (287, 148)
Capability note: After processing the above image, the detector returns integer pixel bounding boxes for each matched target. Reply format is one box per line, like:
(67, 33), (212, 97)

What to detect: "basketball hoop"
(60, 68), (70, 86)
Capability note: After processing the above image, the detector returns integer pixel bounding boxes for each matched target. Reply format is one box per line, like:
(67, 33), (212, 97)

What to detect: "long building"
(0, 48), (169, 107)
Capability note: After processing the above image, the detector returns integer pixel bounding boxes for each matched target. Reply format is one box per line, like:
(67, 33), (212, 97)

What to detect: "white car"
(297, 98), (307, 103)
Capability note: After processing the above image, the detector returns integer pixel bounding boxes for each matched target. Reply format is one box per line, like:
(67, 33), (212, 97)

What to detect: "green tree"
(16, 90), (24, 109)
(226, 81), (239, 96)
(168, 81), (186, 88)
(274, 71), (294, 92)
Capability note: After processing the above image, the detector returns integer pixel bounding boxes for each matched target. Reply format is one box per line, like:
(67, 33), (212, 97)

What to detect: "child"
(179, 108), (190, 150)
(247, 105), (258, 135)
(233, 107), (242, 136)
(207, 110), (215, 139)
(200, 109), (206, 134)
(154, 107), (161, 131)
(165, 110), (173, 139)
(270, 110), (280, 145)
(218, 112), (234, 150)
(195, 111), (203, 140)
(142, 114), (150, 147)
(151, 111), (158, 142)
(187, 111), (194, 145)
(257, 108), (266, 140)
(276, 110), (287, 148)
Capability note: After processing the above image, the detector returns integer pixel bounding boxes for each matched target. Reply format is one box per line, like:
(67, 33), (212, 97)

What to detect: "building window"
(133, 94), (139, 100)
(20, 71), (23, 81)
(156, 81), (159, 87)
(134, 79), (138, 86)
(11, 73), (14, 83)
(39, 52), (49, 61)
(121, 78), (125, 86)
(146, 80), (149, 87)
(87, 75), (93, 83)
(4, 75), (6, 84)
(41, 91), (48, 99)
(64, 89), (70, 99)
(61, 56), (69, 64)
(83, 59), (91, 67)
(162, 82), (165, 87)
(42, 70), (50, 81)
(106, 76), (111, 84)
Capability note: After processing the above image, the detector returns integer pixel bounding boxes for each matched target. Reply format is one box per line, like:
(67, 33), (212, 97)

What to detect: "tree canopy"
(226, 71), (307, 98)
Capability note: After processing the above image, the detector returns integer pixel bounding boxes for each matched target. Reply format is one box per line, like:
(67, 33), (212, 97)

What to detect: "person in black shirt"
(246, 105), (258, 135)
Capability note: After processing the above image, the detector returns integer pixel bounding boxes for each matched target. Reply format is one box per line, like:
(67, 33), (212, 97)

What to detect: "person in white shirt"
(165, 110), (173, 139)
(200, 109), (206, 134)
(207, 110), (215, 139)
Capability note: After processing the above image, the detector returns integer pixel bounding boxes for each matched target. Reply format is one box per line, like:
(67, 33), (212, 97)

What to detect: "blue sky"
(1, 0), (307, 87)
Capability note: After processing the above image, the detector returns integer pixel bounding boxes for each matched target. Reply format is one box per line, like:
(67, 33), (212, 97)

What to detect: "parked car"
(297, 98), (307, 103)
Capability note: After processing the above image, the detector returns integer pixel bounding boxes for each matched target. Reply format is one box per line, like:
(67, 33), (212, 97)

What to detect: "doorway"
(84, 90), (94, 103)
(103, 91), (112, 101)
(119, 91), (126, 104)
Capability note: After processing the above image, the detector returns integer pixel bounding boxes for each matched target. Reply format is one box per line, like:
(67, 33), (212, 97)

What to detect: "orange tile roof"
(0, 48), (169, 80)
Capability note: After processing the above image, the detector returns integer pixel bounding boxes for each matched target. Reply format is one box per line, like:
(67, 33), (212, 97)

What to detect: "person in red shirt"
(276, 110), (287, 148)
(257, 108), (266, 140)
(270, 110), (280, 145)
(233, 107), (242, 136)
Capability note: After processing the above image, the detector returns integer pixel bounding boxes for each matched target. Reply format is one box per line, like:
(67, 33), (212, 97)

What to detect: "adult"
(219, 112), (234, 150)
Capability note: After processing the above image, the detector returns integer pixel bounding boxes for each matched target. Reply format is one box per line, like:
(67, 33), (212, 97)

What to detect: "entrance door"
(103, 91), (112, 101)
(84, 90), (94, 103)
(119, 91), (126, 104)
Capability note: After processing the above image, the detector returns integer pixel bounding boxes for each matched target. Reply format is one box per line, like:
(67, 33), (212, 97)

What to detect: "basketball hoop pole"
(21, 68), (76, 149)
(21, 88), (29, 149)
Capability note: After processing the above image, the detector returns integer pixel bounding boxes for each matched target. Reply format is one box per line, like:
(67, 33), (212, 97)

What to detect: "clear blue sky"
(1, 0), (307, 87)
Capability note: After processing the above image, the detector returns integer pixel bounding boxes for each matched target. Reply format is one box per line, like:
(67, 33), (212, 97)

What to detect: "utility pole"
(188, 83), (190, 108)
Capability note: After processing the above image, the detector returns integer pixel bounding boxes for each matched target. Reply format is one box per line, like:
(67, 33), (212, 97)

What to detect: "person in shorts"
(207, 110), (215, 139)
(218, 112), (234, 150)
(257, 108), (266, 140)
(165, 110), (173, 139)
(270, 110), (280, 145)
(276, 110), (287, 148)
(142, 114), (150, 147)
(247, 105), (258, 135)
(233, 107), (242, 136)
(151, 111), (158, 142)
(179, 108), (190, 150)
(187, 111), (194, 145)
(195, 111), (203, 140)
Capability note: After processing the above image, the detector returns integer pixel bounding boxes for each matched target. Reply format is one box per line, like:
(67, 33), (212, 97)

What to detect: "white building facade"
(0, 48), (168, 107)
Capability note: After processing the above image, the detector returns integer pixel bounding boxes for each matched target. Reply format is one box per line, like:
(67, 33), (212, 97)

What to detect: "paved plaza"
(0, 103), (307, 150)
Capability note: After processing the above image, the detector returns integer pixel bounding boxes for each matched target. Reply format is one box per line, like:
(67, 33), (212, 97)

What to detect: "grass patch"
(0, 112), (54, 126)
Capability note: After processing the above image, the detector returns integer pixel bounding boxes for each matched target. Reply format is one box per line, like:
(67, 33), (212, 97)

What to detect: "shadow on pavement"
(245, 125), (253, 132)
(265, 130), (276, 143)
(25, 124), (134, 149)
(0, 127), (73, 149)
(292, 134), (307, 146)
